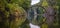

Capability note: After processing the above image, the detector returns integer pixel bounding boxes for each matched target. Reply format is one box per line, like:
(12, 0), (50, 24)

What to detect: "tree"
(0, 0), (30, 28)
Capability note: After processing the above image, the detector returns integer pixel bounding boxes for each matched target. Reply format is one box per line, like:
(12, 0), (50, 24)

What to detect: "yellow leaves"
(41, 23), (48, 28)
(42, 0), (48, 7)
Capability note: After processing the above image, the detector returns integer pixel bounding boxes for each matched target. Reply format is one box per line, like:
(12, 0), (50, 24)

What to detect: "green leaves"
(7, 0), (31, 10)
(0, 0), (30, 28)
(7, 4), (26, 28)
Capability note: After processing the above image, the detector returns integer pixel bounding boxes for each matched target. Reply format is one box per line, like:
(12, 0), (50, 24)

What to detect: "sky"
(30, 0), (40, 28)
(31, 0), (40, 5)
(29, 23), (40, 28)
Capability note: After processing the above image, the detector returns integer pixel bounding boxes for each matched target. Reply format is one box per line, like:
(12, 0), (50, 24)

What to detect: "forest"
(0, 0), (60, 28)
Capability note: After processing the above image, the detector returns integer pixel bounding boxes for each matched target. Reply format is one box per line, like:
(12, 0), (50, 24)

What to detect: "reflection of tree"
(29, 0), (60, 28)
(28, 5), (44, 25)
(20, 19), (30, 28)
